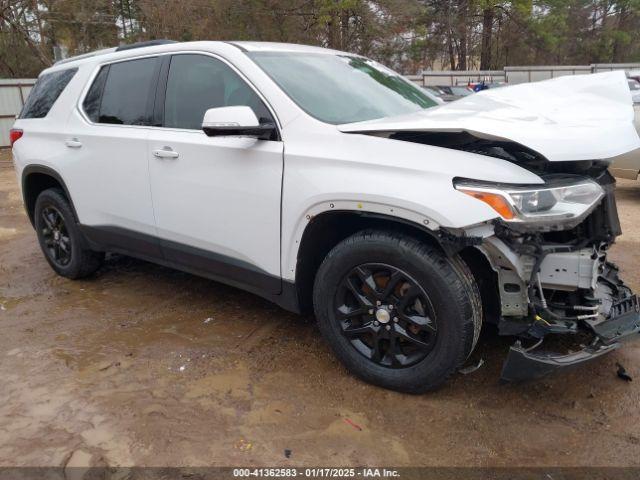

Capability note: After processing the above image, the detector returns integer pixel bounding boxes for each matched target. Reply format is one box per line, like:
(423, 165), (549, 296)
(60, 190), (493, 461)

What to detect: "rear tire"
(313, 230), (481, 393)
(34, 188), (104, 279)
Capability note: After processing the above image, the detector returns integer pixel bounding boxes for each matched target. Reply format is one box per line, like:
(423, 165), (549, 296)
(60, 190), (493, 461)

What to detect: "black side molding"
(78, 225), (301, 313)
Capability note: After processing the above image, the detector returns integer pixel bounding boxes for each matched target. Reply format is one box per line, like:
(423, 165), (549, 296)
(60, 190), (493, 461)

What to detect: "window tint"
(20, 68), (78, 119)
(163, 54), (273, 130)
(98, 57), (157, 125)
(82, 66), (109, 122)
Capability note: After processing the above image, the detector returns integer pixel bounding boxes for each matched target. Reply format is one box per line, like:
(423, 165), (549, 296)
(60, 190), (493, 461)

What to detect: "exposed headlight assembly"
(454, 177), (605, 225)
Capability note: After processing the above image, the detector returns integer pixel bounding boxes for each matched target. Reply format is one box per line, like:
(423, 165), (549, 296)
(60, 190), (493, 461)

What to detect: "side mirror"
(201, 106), (275, 140)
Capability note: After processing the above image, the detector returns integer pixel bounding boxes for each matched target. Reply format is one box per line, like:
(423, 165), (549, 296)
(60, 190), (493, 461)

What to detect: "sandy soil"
(1, 149), (640, 468)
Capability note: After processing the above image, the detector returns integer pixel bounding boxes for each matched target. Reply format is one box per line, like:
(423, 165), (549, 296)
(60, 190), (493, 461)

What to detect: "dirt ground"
(1, 148), (640, 469)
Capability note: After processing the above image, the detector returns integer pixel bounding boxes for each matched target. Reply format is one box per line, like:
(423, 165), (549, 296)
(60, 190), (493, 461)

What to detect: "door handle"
(153, 147), (179, 159)
(65, 138), (82, 148)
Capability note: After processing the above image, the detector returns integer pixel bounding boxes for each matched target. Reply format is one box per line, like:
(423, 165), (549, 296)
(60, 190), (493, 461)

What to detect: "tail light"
(9, 129), (23, 147)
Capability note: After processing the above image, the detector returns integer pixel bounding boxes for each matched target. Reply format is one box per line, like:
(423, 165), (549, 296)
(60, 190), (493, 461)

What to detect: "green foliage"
(2, 0), (640, 77)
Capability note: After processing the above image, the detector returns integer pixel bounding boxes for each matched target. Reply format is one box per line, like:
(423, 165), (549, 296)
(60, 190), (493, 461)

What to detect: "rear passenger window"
(163, 54), (274, 130)
(20, 68), (78, 119)
(84, 57), (157, 125)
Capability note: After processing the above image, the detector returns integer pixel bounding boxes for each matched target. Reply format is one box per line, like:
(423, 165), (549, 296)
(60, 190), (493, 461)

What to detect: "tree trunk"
(480, 5), (494, 70)
(612, 4), (628, 62)
(120, 0), (128, 38)
(326, 0), (340, 49)
(457, 32), (467, 70)
(447, 30), (456, 70)
(340, 8), (351, 50)
(456, 0), (468, 70)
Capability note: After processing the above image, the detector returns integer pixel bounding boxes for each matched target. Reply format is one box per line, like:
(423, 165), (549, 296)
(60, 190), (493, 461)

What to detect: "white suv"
(11, 40), (640, 392)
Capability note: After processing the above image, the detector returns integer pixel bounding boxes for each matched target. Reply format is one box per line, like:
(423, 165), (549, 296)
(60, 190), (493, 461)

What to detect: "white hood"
(339, 71), (640, 162)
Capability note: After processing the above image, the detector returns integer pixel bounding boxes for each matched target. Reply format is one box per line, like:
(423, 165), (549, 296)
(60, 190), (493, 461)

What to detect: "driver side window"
(163, 54), (274, 130)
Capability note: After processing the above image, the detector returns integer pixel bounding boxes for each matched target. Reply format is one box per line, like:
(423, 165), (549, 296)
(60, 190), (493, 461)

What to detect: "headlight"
(454, 177), (604, 224)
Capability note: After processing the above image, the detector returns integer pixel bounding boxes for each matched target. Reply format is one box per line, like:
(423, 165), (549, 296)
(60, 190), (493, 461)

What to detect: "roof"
(230, 41), (346, 55)
(52, 41), (344, 70)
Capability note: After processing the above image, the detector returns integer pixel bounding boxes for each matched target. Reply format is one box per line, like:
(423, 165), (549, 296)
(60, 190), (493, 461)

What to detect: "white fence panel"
(418, 70), (505, 86)
(421, 63), (640, 87)
(504, 66), (592, 84)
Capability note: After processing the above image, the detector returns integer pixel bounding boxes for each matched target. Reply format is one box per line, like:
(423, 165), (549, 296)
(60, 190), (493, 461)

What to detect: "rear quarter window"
(82, 57), (158, 125)
(19, 68), (78, 119)
(82, 66), (109, 122)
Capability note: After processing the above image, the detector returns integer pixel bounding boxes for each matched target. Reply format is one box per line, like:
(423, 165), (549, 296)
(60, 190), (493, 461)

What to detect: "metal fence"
(419, 70), (506, 87)
(416, 63), (640, 87)
(0, 79), (36, 147)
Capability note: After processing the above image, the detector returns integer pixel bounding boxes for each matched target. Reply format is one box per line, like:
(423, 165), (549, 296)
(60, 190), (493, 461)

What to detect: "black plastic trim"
(161, 234), (280, 294)
(353, 211), (445, 252)
(500, 341), (618, 383)
(77, 225), (301, 313)
(80, 225), (162, 260)
(21, 165), (77, 226)
(203, 123), (276, 140)
(152, 56), (171, 127)
(145, 57), (164, 126)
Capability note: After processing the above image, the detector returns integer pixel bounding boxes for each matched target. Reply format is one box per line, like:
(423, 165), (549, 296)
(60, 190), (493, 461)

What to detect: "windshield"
(248, 52), (438, 124)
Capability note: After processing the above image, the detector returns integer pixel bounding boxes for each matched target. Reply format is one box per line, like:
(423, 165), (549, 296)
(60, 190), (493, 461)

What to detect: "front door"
(148, 53), (284, 294)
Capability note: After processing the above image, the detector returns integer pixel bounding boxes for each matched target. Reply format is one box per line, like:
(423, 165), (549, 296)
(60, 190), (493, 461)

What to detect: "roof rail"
(53, 40), (178, 66)
(115, 39), (177, 52)
(54, 47), (117, 66)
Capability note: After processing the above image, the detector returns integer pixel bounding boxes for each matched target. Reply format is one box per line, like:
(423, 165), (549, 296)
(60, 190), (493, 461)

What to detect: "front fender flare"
(282, 199), (441, 282)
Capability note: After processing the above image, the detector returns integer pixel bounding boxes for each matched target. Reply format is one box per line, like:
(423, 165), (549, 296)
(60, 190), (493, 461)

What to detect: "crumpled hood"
(339, 71), (640, 162)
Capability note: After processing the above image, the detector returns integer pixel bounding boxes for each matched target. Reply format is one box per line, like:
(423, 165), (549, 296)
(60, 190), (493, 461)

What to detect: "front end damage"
(339, 71), (640, 382)
(447, 168), (640, 382)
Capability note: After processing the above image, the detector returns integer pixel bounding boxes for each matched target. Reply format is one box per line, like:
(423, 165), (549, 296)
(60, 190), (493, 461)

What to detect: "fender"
(278, 122), (547, 285)
(21, 164), (79, 226)
(282, 199), (441, 282)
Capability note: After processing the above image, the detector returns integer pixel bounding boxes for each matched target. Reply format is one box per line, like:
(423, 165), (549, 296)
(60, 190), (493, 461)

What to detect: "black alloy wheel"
(335, 263), (438, 368)
(40, 205), (72, 267)
(34, 188), (104, 279)
(313, 230), (482, 393)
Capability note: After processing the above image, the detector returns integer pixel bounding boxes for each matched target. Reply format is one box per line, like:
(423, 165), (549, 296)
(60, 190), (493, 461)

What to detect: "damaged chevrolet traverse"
(11, 41), (640, 392)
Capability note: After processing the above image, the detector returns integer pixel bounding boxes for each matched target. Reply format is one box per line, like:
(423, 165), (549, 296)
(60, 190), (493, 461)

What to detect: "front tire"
(313, 230), (481, 393)
(34, 188), (104, 279)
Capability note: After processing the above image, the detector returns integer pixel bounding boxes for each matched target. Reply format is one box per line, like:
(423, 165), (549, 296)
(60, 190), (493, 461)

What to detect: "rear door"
(65, 56), (162, 257)
(147, 53), (284, 293)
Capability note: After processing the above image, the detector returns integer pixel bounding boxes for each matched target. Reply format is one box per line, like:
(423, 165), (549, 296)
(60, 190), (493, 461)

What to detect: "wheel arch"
(21, 165), (78, 227)
(292, 209), (447, 313)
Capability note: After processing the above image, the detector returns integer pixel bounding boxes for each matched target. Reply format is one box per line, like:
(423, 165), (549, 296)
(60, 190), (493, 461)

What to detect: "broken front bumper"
(501, 294), (640, 382)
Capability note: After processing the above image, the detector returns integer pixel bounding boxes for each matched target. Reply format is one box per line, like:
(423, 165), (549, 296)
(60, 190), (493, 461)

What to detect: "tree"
(3, 0), (640, 78)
